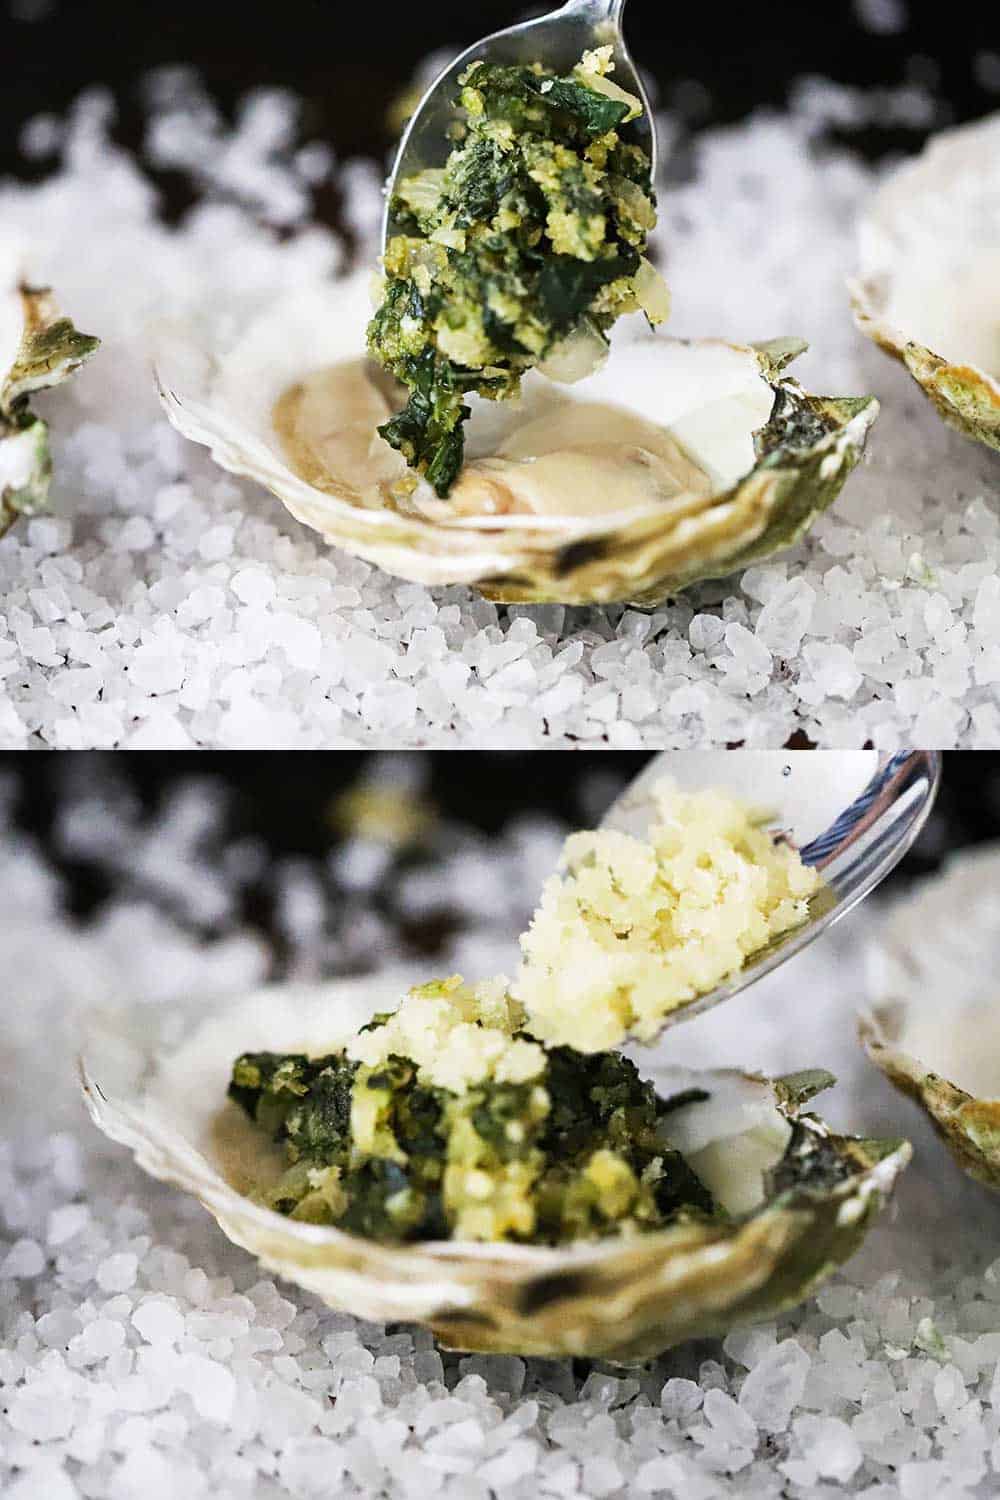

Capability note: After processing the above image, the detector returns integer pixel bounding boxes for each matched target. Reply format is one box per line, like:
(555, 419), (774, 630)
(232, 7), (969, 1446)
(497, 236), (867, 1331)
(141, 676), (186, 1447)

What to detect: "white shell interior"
(858, 114), (1000, 380)
(868, 843), (1000, 1099)
(156, 273), (777, 528)
(89, 973), (792, 1228)
(657, 1071), (793, 1216)
(0, 426), (39, 492)
(459, 336), (774, 492)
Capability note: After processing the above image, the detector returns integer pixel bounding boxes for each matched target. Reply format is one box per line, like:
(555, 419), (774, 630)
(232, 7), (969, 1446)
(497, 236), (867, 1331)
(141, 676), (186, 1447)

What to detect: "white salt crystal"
(688, 615), (726, 652)
(723, 1326), (776, 1367)
(231, 567), (276, 607)
(661, 1378), (704, 1420)
(197, 524), (235, 561)
(636, 1455), (680, 1492)
(37, 1308), (82, 1347)
(279, 1437), (347, 1494)
(739, 1340), (810, 1432)
(127, 644), (186, 696)
(974, 576), (1000, 636)
(8, 1387), (76, 1440)
(2, 1237), (45, 1278)
(582, 1454), (623, 1495)
(97, 1252), (139, 1292)
(132, 1298), (186, 1345)
(270, 613), (322, 671)
(110, 1444), (176, 1497)
(26, 516), (73, 554)
(801, 642), (863, 700)
(73, 1317), (127, 1363)
(933, 1363), (967, 1414)
(724, 622), (772, 675)
(755, 579), (815, 656)
(6, 1465), (78, 1500)
(116, 516), (156, 552)
(477, 1438), (538, 1487)
(702, 1388), (757, 1449)
(179, 1354), (237, 1423)
(899, 1459), (956, 1499)
(913, 698), (964, 746)
(792, 1415), (863, 1481)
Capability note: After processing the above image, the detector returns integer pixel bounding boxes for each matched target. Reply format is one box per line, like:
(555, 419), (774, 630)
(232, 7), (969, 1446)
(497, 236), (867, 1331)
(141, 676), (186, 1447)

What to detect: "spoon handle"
(562, 0), (629, 26)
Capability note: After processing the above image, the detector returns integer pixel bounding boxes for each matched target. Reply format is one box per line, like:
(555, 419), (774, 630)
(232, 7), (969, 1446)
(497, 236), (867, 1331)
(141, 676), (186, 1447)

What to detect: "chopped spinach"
(228, 1037), (718, 1246)
(368, 48), (662, 497)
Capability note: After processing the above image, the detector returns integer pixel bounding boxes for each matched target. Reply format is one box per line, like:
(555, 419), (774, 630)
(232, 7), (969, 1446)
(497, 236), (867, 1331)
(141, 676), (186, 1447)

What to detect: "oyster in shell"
(0, 250), (100, 536)
(851, 114), (1000, 452)
(81, 972), (908, 1360)
(155, 275), (877, 606)
(862, 844), (1000, 1190)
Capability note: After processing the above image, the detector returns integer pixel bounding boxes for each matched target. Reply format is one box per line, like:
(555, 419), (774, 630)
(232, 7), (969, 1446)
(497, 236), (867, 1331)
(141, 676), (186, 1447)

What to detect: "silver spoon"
(381, 0), (655, 253)
(599, 749), (942, 1038)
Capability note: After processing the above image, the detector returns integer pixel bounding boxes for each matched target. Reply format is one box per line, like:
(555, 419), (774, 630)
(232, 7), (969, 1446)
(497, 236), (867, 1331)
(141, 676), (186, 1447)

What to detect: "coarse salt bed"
(0, 71), (995, 746)
(5, 758), (1000, 1498)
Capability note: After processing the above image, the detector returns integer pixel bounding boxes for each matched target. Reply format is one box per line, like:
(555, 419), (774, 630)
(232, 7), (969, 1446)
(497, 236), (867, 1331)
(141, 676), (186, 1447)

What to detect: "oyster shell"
(0, 249), (100, 535)
(862, 844), (1000, 1190)
(851, 114), (1000, 452)
(81, 972), (908, 1360)
(155, 276), (877, 606)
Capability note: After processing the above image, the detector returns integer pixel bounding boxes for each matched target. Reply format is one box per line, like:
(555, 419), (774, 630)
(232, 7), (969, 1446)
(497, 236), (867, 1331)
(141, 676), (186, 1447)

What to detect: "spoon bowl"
(601, 749), (942, 1037)
(381, 0), (655, 254)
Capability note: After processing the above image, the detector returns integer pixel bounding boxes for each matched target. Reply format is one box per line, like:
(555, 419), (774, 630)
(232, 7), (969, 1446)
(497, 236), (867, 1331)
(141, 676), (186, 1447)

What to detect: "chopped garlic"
(346, 975), (546, 1093)
(514, 780), (820, 1050)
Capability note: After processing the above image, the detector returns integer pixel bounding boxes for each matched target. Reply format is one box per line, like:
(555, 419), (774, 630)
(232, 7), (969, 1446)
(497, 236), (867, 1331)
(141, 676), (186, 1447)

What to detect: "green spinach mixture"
(228, 1037), (716, 1245)
(367, 48), (667, 497)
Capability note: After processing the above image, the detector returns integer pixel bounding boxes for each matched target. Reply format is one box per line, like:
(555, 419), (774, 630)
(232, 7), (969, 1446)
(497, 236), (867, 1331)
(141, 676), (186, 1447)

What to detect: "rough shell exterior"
(860, 1015), (1000, 1192)
(851, 298), (1000, 454)
(851, 113), (1000, 453)
(862, 843), (1000, 1191)
(0, 280), (100, 536)
(79, 977), (908, 1361)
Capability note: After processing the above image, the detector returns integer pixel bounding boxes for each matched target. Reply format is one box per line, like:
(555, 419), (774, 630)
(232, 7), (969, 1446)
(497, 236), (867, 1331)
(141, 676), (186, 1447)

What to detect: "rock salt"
(2, 1238), (45, 1277)
(96, 1253), (139, 1293)
(738, 1339), (810, 1432)
(131, 1298), (186, 1345)
(0, 71), (992, 745)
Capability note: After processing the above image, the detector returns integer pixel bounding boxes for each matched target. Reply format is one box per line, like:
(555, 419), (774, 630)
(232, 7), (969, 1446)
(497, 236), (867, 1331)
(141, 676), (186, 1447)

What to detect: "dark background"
(0, 751), (992, 935)
(1, 0), (996, 186)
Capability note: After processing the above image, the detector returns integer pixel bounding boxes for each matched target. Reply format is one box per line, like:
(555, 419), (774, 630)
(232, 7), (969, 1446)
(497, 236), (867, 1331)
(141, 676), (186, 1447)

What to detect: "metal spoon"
(381, 0), (655, 253)
(599, 749), (942, 1038)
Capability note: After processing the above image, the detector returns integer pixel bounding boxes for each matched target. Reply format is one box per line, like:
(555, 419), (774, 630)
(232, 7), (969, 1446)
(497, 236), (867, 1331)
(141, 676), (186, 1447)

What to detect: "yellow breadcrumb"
(513, 780), (820, 1050)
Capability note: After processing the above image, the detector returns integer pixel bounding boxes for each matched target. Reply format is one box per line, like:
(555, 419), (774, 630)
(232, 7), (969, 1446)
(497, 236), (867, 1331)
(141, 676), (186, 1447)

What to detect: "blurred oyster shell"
(155, 276), (877, 606)
(0, 245), (100, 536)
(851, 114), (1000, 452)
(81, 972), (908, 1360)
(862, 844), (1000, 1190)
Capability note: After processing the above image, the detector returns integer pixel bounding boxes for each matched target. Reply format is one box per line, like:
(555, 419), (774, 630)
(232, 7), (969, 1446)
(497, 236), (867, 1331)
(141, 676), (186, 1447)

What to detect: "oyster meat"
(80, 971), (909, 1360)
(862, 843), (1000, 1190)
(0, 247), (100, 536)
(851, 113), (1000, 452)
(157, 273), (877, 605)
